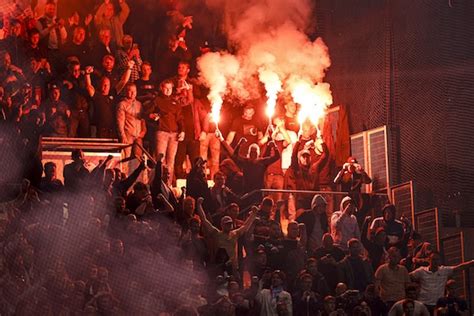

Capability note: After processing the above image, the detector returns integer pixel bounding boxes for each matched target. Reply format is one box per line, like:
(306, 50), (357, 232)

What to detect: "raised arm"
(331, 209), (348, 230)
(334, 166), (347, 184)
(94, 2), (107, 26)
(235, 206), (258, 237)
(116, 102), (126, 143)
(119, 161), (145, 193)
(453, 259), (474, 272)
(150, 153), (164, 200)
(310, 142), (329, 174)
(117, 0), (130, 25)
(84, 67), (95, 97)
(156, 193), (174, 213)
(36, 19), (53, 38)
(196, 197), (219, 235)
(261, 141), (281, 167)
(231, 137), (248, 167)
(360, 216), (372, 249)
(116, 60), (134, 94)
(215, 129), (234, 156)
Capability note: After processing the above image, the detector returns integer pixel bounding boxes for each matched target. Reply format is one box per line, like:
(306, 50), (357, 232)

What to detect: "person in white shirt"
(409, 251), (474, 311)
(330, 196), (360, 249)
(256, 270), (293, 316)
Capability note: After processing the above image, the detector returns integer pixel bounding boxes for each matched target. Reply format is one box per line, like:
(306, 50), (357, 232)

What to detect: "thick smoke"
(0, 129), (207, 314)
(198, 0), (333, 125)
(197, 52), (240, 126)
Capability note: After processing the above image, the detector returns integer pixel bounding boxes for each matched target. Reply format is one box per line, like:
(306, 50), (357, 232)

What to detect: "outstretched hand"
(197, 197), (204, 206)
(238, 137), (248, 145)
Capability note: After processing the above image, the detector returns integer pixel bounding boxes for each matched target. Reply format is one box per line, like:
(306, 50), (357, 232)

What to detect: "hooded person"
(296, 195), (329, 253)
(284, 148), (313, 210)
(330, 196), (360, 250)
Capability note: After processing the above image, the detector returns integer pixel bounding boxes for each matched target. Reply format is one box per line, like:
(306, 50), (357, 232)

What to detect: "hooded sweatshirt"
(330, 196), (360, 249)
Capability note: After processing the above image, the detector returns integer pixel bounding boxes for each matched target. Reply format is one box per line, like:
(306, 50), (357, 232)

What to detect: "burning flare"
(289, 78), (333, 132)
(197, 52), (240, 129)
(258, 68), (282, 126)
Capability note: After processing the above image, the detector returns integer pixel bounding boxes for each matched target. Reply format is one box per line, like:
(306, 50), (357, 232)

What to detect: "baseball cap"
(298, 149), (311, 159)
(221, 216), (233, 225)
(347, 156), (358, 163)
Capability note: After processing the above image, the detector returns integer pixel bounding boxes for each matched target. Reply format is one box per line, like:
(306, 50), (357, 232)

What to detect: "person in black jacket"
(150, 153), (179, 214)
(232, 137), (280, 205)
(63, 149), (90, 191)
(292, 272), (323, 316)
(186, 157), (213, 212)
(296, 194), (329, 255)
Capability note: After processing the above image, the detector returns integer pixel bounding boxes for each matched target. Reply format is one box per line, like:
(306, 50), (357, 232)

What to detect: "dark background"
(313, 0), (474, 221)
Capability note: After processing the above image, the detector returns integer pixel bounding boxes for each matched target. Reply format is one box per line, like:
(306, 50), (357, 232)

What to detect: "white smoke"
(197, 52), (240, 126)
(198, 0), (333, 124)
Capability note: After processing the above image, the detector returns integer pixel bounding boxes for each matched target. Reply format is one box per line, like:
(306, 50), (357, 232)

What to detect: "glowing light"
(259, 69), (282, 126)
(210, 99), (222, 130)
(197, 52), (240, 132)
(290, 79), (332, 132)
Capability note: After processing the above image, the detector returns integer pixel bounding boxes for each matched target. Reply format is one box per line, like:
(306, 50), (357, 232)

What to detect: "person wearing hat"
(330, 196), (361, 250)
(296, 194), (329, 254)
(334, 156), (371, 193)
(284, 147), (321, 210)
(195, 197), (257, 272)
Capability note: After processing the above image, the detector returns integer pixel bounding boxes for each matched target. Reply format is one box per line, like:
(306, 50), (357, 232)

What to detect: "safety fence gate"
(440, 233), (470, 307)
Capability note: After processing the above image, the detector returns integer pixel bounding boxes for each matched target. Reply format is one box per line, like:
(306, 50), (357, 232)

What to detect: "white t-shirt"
(409, 266), (454, 306)
(280, 131), (298, 171)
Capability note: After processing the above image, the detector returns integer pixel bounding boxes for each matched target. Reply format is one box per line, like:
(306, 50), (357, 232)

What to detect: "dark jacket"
(231, 142), (280, 194)
(338, 255), (374, 292)
(296, 210), (329, 241)
(151, 160), (178, 212)
(147, 94), (183, 133)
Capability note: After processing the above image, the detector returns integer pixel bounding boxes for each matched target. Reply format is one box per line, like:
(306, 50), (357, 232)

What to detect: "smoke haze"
(197, 0), (333, 123)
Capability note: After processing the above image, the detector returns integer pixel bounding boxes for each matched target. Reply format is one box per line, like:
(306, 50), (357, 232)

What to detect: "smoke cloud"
(197, 0), (333, 125)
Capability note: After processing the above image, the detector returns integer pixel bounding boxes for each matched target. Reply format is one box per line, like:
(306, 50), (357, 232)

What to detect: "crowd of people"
(0, 1), (473, 315)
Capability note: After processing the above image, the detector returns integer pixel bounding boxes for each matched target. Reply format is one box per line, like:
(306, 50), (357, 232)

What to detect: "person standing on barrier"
(116, 83), (146, 173)
(147, 79), (184, 185)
